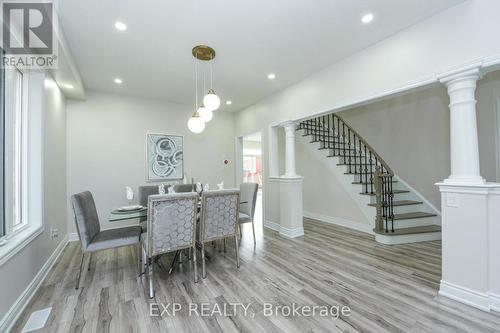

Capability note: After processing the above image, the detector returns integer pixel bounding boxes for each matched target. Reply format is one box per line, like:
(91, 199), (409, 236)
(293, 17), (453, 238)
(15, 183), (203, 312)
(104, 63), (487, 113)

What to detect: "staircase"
(297, 114), (441, 245)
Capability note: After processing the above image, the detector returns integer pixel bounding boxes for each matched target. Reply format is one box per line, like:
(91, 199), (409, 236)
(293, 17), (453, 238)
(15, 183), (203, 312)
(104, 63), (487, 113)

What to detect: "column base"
(437, 182), (500, 313)
(279, 177), (304, 238)
(443, 175), (485, 185)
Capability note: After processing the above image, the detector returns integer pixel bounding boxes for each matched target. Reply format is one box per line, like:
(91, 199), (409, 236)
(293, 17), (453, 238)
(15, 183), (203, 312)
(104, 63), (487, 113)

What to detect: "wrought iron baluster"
(342, 123), (346, 165)
(364, 145), (368, 194)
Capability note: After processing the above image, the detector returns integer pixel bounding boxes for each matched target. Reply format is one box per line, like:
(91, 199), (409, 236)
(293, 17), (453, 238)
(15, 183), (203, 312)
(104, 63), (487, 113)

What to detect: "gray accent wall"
(336, 70), (499, 209)
(66, 91), (236, 234)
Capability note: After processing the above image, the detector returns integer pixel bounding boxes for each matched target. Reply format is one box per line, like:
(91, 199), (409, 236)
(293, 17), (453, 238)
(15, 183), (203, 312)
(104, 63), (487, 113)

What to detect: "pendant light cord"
(195, 57), (198, 109)
(210, 54), (213, 89)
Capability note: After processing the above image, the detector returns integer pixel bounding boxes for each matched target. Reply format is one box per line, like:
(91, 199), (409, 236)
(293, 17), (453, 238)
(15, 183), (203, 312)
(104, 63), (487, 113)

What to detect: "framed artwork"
(146, 133), (184, 181)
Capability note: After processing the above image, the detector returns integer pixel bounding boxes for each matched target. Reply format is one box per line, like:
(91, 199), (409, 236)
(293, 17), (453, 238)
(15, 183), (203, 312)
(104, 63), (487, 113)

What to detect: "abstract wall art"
(146, 133), (184, 181)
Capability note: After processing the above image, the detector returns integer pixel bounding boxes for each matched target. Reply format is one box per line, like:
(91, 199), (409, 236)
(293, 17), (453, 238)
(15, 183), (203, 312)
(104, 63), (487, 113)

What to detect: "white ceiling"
(59, 0), (463, 112)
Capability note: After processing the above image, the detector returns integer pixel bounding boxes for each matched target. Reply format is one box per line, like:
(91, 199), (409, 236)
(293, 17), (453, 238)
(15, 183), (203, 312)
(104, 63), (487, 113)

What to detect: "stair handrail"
(306, 113), (394, 176)
(299, 112), (395, 233)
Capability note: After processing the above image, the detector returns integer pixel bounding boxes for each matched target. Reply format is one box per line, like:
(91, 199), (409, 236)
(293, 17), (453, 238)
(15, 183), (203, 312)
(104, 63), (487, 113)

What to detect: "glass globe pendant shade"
(203, 89), (221, 111)
(187, 112), (205, 133)
(198, 104), (213, 122)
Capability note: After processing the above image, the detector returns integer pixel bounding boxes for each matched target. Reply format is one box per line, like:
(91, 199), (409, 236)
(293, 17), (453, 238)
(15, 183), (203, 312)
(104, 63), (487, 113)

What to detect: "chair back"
(240, 183), (258, 219)
(146, 193), (198, 257)
(138, 185), (160, 206)
(71, 191), (101, 251)
(173, 184), (194, 193)
(199, 189), (240, 242)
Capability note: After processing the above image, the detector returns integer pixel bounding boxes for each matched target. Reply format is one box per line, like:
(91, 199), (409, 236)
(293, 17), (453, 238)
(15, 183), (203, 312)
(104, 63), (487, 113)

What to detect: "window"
(1, 65), (28, 239)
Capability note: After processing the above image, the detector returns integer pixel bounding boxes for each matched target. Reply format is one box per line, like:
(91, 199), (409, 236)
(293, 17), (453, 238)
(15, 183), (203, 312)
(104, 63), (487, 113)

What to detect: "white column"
(282, 121), (297, 177)
(439, 68), (484, 184)
(277, 120), (304, 238)
(437, 66), (499, 312)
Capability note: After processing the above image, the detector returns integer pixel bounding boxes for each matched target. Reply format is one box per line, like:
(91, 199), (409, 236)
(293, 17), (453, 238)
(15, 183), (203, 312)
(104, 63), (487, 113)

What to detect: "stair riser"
(375, 231), (441, 245)
(353, 183), (399, 194)
(336, 156), (373, 165)
(366, 192), (414, 204)
(390, 205), (427, 215)
(392, 218), (439, 228)
(350, 173), (375, 183)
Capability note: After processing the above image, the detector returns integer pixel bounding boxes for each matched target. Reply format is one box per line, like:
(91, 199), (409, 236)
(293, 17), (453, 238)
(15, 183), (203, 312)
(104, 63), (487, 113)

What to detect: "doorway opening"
(240, 132), (263, 242)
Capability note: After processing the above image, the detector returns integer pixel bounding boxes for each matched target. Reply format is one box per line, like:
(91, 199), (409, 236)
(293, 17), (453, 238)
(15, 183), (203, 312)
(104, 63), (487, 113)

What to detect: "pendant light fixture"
(189, 45), (218, 132)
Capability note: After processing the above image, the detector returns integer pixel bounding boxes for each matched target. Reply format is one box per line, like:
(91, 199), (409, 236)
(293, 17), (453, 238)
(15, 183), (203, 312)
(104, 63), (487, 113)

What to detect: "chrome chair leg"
(201, 242), (206, 279)
(87, 252), (92, 271)
(192, 245), (198, 283)
(169, 251), (180, 275)
(239, 224), (242, 238)
(251, 220), (256, 245)
(75, 252), (85, 290)
(223, 238), (226, 253)
(148, 258), (154, 299)
(234, 236), (240, 268)
(137, 243), (142, 276)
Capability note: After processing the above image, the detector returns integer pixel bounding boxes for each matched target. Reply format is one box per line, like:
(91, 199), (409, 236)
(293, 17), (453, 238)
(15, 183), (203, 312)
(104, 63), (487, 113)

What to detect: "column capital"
(280, 120), (296, 131)
(438, 65), (483, 86)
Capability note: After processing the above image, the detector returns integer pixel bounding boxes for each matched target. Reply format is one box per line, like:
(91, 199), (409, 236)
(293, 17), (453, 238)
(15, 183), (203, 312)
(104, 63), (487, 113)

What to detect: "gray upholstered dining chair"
(138, 185), (168, 232)
(173, 183), (194, 193)
(141, 193), (199, 298)
(238, 183), (259, 244)
(71, 191), (142, 289)
(198, 189), (240, 279)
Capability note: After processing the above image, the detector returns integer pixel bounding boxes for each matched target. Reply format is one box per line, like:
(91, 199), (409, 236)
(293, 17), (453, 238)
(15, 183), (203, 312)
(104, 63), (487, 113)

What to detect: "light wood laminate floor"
(12, 219), (500, 332)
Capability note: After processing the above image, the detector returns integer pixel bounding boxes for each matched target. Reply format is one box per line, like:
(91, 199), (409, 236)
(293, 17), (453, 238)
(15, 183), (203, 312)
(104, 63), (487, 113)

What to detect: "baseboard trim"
(439, 280), (491, 312)
(303, 211), (373, 234)
(279, 225), (304, 238)
(0, 235), (68, 332)
(488, 292), (500, 312)
(67, 232), (79, 242)
(263, 220), (280, 232)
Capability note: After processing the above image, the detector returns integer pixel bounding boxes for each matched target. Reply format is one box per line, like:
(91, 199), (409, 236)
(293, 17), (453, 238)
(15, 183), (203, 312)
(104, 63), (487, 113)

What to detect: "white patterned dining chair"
(238, 182), (259, 244)
(198, 189), (240, 279)
(141, 193), (199, 298)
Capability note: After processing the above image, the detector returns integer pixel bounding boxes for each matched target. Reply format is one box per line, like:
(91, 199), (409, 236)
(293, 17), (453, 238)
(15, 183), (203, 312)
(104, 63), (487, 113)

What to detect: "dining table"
(109, 199), (248, 222)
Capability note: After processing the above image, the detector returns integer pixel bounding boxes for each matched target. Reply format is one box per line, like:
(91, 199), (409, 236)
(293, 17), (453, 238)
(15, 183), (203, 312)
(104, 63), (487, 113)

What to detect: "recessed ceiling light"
(361, 13), (374, 24)
(114, 78), (123, 84)
(114, 21), (127, 31)
(63, 84), (74, 89)
(226, 100), (232, 105)
(267, 73), (276, 80)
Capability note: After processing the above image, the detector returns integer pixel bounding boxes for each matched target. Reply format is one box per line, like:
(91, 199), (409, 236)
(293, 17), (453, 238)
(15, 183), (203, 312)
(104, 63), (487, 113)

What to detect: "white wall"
(0, 74), (67, 325)
(235, 0), (500, 137)
(66, 91), (235, 233)
(297, 138), (369, 226)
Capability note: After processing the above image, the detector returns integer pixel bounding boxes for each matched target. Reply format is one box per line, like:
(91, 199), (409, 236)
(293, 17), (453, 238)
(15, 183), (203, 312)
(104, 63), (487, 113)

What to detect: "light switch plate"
(446, 193), (459, 207)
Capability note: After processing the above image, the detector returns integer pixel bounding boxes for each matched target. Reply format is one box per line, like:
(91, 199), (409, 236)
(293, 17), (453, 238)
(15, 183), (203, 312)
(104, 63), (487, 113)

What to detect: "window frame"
(1, 65), (30, 241)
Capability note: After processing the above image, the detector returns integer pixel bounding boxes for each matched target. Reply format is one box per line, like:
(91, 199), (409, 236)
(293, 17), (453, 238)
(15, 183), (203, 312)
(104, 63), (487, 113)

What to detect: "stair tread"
(374, 225), (441, 235)
(352, 180), (397, 185)
(393, 212), (437, 220)
(368, 200), (422, 207)
(344, 171), (374, 175)
(337, 163), (373, 166)
(359, 190), (410, 196)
